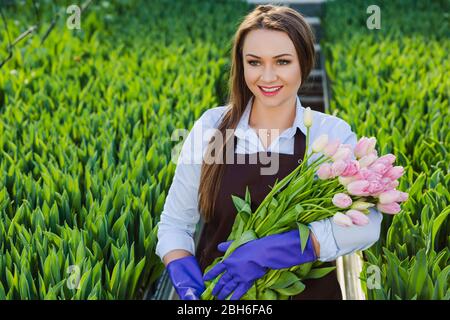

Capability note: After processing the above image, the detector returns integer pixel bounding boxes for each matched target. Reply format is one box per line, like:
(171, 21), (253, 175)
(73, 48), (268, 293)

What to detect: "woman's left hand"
(202, 230), (317, 300)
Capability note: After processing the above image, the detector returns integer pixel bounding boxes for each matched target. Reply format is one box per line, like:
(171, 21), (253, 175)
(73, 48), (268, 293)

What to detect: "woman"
(156, 4), (382, 300)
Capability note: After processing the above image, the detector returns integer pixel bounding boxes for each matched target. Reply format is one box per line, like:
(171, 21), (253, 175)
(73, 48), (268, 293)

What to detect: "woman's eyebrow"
(245, 53), (293, 58)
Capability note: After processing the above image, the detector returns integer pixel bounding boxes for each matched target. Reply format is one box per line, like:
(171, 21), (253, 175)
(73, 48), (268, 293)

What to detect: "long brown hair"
(198, 4), (316, 222)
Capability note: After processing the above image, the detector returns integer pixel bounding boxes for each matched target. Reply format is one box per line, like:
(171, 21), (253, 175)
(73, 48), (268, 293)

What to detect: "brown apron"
(196, 127), (342, 300)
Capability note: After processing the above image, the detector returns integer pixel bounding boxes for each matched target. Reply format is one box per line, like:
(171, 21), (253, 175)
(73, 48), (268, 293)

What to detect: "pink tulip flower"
(376, 154), (396, 166)
(332, 193), (353, 208)
(332, 147), (352, 162)
(367, 181), (385, 195)
(346, 209), (370, 226)
(377, 202), (401, 214)
(333, 212), (354, 227)
(359, 153), (378, 168)
(379, 190), (402, 204)
(389, 180), (399, 189)
(317, 163), (333, 180)
(354, 137), (377, 159)
(347, 180), (370, 196)
(384, 166), (405, 180)
(338, 175), (358, 186)
(323, 139), (341, 157)
(332, 160), (347, 177)
(341, 160), (360, 177)
(312, 134), (329, 153)
(359, 168), (381, 182)
(398, 191), (409, 202)
(370, 163), (390, 175)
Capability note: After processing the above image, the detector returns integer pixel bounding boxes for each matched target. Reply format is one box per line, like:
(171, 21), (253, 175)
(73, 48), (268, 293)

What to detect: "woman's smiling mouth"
(258, 85), (283, 96)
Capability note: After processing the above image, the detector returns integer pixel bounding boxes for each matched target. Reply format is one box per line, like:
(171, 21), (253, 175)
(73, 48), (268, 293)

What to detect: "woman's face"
(242, 29), (302, 109)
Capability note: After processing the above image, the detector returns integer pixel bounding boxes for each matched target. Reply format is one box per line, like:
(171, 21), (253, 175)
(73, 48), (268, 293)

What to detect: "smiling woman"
(157, 3), (383, 301)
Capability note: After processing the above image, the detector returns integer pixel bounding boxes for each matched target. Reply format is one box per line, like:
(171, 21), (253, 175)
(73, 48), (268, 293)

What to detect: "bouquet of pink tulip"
(201, 107), (409, 300)
(315, 135), (408, 227)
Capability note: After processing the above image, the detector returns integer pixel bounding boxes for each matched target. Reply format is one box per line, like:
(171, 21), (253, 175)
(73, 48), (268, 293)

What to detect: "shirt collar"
(234, 95), (307, 139)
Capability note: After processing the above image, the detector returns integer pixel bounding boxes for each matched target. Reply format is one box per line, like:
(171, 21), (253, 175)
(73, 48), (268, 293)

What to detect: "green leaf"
(0, 282), (5, 299)
(293, 262), (313, 278)
(259, 288), (278, 300)
(109, 261), (122, 293)
(231, 195), (248, 213)
(303, 266), (336, 280)
(113, 184), (127, 212)
(268, 271), (299, 290)
(244, 186), (251, 204)
(407, 250), (427, 299)
(273, 280), (305, 296)
(128, 257), (146, 298)
(297, 222), (310, 253)
(19, 273), (30, 299)
(112, 212), (128, 237)
(409, 173), (426, 199)
(431, 207), (450, 250)
(432, 265), (450, 299)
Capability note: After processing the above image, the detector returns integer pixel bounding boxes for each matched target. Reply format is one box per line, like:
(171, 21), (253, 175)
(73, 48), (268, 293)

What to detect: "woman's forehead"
(242, 29), (296, 56)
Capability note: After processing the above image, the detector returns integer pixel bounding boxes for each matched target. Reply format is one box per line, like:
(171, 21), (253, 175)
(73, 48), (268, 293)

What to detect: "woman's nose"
(260, 66), (278, 82)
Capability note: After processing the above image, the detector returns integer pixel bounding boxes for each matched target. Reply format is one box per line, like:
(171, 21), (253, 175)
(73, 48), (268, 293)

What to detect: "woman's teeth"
(260, 86), (282, 92)
(259, 86), (283, 96)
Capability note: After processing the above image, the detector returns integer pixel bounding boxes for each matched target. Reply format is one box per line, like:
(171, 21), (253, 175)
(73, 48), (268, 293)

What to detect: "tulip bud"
(346, 209), (370, 226)
(304, 107), (312, 128)
(398, 191), (409, 202)
(370, 163), (389, 175)
(331, 160), (347, 177)
(359, 153), (378, 168)
(384, 166), (404, 180)
(323, 139), (340, 157)
(338, 175), (358, 186)
(389, 180), (400, 189)
(332, 147), (352, 162)
(366, 137), (377, 155)
(312, 134), (329, 153)
(332, 193), (353, 208)
(354, 137), (370, 159)
(347, 180), (370, 196)
(333, 212), (353, 227)
(341, 160), (360, 177)
(377, 154), (396, 166)
(317, 163), (333, 180)
(377, 202), (401, 214)
(351, 200), (375, 210)
(379, 190), (402, 204)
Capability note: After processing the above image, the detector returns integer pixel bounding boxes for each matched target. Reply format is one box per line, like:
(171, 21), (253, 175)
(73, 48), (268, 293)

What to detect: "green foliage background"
(0, 0), (249, 299)
(323, 0), (450, 299)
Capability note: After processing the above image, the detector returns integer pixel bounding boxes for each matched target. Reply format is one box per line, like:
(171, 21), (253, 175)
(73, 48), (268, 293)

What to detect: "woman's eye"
(248, 60), (260, 66)
(278, 59), (290, 65)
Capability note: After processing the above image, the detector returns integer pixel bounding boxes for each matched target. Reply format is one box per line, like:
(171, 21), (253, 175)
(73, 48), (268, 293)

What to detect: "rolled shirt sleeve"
(309, 207), (383, 262)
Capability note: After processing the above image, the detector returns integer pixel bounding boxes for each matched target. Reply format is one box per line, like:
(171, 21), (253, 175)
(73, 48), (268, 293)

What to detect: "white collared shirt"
(156, 96), (382, 262)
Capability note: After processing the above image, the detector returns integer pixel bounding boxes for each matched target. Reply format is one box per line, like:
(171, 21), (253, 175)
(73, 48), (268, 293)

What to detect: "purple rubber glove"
(166, 256), (205, 300)
(203, 230), (317, 300)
